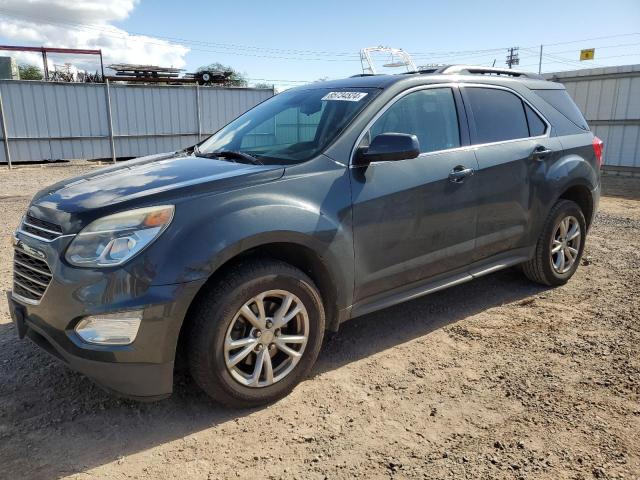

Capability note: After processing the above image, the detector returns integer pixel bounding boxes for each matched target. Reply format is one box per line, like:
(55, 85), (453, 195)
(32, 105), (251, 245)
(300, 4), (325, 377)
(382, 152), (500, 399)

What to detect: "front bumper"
(9, 231), (206, 400)
(8, 292), (174, 400)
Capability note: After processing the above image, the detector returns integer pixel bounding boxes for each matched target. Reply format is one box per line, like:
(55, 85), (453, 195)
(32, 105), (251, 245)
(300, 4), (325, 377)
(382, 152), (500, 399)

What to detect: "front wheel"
(187, 259), (325, 407)
(522, 199), (587, 286)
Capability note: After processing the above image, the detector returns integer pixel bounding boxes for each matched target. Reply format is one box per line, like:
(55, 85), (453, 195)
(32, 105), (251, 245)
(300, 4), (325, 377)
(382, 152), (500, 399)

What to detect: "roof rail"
(438, 65), (544, 80)
(403, 68), (441, 75)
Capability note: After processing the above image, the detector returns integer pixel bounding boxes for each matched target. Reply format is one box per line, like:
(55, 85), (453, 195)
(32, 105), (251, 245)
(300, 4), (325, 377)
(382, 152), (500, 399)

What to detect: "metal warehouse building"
(2, 66), (639, 173)
(0, 81), (273, 165)
(546, 64), (640, 175)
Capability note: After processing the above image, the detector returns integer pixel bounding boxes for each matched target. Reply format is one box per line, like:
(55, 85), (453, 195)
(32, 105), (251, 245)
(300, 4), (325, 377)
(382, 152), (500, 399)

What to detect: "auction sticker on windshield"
(322, 91), (368, 101)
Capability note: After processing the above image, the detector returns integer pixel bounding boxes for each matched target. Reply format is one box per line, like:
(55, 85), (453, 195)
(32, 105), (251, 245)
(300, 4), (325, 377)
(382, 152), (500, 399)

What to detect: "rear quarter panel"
(527, 132), (599, 244)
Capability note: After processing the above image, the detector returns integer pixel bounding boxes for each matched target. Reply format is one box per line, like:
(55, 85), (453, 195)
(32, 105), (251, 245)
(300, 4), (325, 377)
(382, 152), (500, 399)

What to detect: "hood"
(28, 152), (284, 230)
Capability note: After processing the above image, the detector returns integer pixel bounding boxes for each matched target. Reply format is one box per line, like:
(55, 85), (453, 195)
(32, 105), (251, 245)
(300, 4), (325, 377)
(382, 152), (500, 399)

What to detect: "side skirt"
(347, 248), (531, 320)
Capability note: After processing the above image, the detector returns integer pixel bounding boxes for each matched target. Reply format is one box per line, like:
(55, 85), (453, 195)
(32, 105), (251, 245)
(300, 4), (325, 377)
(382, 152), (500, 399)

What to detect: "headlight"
(65, 205), (174, 267)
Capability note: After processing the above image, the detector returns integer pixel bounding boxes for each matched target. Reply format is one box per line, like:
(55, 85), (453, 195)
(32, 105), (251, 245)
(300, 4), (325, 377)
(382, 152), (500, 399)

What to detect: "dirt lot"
(0, 162), (638, 480)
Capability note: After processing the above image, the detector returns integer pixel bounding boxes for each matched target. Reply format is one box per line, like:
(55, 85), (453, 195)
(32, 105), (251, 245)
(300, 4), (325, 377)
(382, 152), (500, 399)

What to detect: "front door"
(350, 86), (478, 303)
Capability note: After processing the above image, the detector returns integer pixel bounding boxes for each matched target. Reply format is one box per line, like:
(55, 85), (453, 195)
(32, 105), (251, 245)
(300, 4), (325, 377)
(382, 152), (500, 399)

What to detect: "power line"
(547, 41), (640, 55)
(0, 10), (529, 68)
(543, 52), (606, 68)
(410, 48), (507, 58)
(1, 7), (639, 79)
(0, 9), (361, 57)
(0, 9), (507, 63)
(0, 9), (363, 62)
(519, 51), (640, 71)
(2, 8), (639, 64)
(541, 32), (640, 47)
(521, 46), (607, 69)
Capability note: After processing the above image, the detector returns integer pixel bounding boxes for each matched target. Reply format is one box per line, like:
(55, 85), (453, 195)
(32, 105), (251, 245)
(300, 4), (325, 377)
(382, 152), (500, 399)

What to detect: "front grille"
(13, 249), (53, 302)
(21, 215), (63, 241)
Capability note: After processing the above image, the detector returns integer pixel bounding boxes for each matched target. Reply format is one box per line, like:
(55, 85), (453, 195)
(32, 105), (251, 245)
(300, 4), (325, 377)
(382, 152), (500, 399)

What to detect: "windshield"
(198, 87), (378, 164)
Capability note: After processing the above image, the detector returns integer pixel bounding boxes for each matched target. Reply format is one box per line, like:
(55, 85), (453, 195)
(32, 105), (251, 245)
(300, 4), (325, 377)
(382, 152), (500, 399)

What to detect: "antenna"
(360, 46), (417, 74)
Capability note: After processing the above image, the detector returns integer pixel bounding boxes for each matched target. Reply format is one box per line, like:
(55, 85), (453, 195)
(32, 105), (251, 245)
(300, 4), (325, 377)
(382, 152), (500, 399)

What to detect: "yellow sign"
(580, 48), (595, 61)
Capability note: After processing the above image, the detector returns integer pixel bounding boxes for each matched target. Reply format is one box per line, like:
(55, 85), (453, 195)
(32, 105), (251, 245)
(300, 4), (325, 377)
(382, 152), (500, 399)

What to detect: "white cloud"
(0, 0), (189, 72)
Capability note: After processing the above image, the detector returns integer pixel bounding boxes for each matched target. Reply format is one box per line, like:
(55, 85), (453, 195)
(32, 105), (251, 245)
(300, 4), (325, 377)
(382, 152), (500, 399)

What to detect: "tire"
(522, 199), (587, 286)
(187, 259), (325, 407)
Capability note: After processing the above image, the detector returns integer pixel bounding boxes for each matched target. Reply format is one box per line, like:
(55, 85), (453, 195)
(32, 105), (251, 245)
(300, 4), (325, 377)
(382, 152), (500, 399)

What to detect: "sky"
(0, 0), (639, 90)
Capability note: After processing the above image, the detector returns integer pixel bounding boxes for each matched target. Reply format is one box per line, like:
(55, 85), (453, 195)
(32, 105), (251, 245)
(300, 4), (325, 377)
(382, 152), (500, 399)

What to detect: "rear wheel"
(187, 259), (325, 407)
(522, 199), (586, 286)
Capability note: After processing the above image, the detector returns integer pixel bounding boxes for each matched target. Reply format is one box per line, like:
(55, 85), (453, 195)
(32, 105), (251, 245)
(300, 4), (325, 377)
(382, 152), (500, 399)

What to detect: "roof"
(294, 65), (561, 92)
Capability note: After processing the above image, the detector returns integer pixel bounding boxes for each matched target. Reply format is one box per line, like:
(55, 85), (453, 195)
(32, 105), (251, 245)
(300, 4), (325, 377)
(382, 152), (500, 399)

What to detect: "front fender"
(146, 158), (355, 314)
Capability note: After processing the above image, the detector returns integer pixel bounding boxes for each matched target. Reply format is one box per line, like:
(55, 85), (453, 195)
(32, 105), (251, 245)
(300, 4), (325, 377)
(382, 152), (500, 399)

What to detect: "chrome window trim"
(349, 82), (551, 167)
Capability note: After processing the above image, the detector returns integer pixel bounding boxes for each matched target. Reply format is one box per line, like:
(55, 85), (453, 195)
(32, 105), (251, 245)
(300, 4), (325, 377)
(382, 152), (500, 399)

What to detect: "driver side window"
(368, 88), (460, 154)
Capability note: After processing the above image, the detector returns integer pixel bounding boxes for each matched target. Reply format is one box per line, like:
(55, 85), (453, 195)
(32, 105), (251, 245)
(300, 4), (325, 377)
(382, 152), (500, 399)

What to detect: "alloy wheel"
(550, 215), (581, 274)
(223, 290), (309, 388)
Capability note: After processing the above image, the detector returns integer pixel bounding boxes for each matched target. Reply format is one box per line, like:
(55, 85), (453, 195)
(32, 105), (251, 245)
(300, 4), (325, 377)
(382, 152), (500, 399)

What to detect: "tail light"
(592, 136), (604, 168)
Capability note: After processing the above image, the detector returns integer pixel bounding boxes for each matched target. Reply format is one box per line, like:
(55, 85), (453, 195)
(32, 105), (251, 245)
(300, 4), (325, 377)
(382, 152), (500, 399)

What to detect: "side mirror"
(354, 133), (420, 166)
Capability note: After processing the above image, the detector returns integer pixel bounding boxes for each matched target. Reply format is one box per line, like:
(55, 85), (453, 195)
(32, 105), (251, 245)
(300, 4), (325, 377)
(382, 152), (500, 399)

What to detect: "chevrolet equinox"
(8, 65), (602, 407)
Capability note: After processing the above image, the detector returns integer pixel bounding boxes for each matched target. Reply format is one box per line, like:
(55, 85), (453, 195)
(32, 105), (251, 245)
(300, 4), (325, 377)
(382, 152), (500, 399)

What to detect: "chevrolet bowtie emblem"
(13, 236), (47, 260)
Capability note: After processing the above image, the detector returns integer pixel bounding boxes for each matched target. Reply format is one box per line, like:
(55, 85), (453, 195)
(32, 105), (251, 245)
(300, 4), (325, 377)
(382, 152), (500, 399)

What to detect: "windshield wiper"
(195, 150), (263, 165)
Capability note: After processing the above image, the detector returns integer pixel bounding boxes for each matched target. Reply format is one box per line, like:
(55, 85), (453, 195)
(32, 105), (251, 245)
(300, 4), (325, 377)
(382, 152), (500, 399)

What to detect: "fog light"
(75, 311), (143, 345)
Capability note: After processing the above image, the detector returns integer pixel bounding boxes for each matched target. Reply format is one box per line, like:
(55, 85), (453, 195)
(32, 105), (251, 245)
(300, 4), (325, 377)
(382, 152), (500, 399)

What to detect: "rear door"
(460, 85), (561, 261)
(350, 86), (479, 302)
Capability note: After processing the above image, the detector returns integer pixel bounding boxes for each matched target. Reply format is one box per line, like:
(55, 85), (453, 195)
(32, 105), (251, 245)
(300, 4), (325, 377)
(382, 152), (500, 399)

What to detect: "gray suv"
(8, 65), (602, 407)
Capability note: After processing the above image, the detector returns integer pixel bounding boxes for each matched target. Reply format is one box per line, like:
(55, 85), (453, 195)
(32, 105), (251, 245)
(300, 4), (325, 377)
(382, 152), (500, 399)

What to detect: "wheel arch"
(212, 240), (341, 332)
(557, 183), (595, 229)
(176, 237), (344, 365)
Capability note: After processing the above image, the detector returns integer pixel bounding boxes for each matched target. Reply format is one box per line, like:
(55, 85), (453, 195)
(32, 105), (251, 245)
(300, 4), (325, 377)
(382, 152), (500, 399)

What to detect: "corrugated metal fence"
(546, 64), (640, 172)
(0, 80), (273, 165)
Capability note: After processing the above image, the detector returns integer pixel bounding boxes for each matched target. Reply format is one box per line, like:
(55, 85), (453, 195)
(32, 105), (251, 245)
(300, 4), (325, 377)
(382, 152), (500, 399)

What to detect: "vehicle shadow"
(314, 267), (545, 375)
(0, 268), (546, 479)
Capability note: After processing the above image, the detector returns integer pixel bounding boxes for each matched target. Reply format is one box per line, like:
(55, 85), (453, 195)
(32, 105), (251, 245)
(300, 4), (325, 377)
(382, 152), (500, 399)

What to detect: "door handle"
(448, 166), (475, 183)
(531, 145), (553, 160)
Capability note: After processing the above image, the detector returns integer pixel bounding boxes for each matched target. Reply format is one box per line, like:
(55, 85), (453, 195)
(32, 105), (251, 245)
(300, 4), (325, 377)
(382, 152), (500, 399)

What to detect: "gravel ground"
(0, 162), (638, 480)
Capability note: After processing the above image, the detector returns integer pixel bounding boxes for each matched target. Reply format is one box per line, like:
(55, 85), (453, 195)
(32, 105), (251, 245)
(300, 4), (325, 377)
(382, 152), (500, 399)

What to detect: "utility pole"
(506, 47), (520, 69)
(538, 45), (543, 74)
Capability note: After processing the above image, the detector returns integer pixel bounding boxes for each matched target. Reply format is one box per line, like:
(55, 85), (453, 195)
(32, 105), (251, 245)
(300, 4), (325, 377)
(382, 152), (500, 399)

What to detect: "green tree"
(18, 63), (44, 80)
(197, 62), (247, 87)
(253, 82), (274, 90)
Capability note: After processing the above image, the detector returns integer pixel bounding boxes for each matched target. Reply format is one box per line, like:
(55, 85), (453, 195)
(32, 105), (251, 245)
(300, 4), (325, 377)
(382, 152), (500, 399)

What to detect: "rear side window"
(525, 104), (547, 136)
(465, 88), (529, 143)
(534, 89), (589, 130)
(368, 88), (460, 153)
